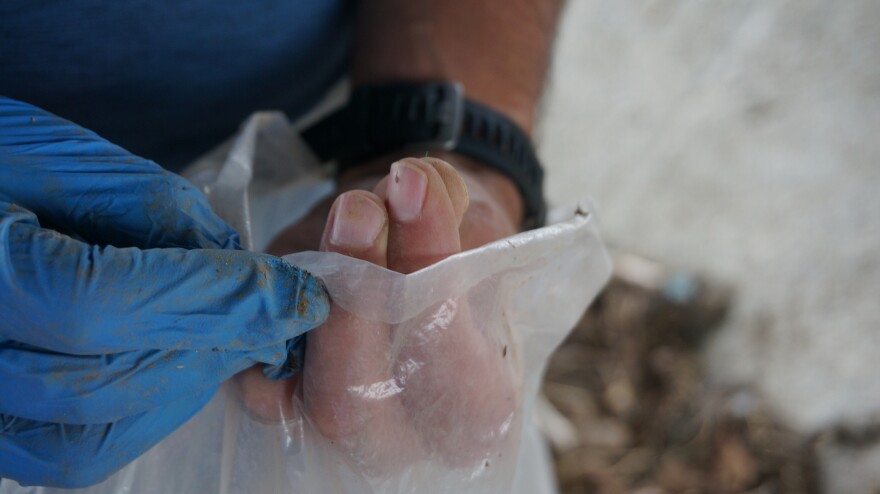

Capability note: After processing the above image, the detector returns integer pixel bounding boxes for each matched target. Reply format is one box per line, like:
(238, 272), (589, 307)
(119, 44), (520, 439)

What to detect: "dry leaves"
(542, 256), (819, 494)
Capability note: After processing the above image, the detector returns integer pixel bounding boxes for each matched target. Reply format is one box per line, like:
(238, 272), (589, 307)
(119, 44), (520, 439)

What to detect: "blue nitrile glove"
(0, 97), (330, 488)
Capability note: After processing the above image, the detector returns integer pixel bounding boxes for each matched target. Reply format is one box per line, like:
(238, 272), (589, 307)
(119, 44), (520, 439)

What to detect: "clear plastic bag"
(0, 112), (610, 494)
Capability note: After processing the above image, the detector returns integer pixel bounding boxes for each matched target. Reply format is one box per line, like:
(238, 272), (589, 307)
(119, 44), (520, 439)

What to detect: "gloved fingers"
(0, 340), (283, 424)
(0, 96), (239, 250)
(0, 387), (215, 489)
(0, 215), (329, 355)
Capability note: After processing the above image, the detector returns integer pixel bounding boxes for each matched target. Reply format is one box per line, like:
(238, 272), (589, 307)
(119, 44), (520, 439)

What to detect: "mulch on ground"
(543, 255), (820, 494)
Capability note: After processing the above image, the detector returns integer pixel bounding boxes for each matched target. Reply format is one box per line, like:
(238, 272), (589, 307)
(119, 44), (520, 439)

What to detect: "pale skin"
(235, 0), (564, 472)
(238, 156), (521, 471)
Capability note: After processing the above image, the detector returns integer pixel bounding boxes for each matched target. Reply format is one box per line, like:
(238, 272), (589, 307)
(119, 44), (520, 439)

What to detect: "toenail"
(388, 160), (427, 222)
(330, 193), (385, 248)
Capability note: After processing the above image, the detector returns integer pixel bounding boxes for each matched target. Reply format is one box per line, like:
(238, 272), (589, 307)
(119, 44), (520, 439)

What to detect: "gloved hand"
(0, 97), (330, 488)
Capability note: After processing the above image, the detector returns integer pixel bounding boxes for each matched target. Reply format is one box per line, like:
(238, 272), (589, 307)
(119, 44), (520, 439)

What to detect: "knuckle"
(305, 398), (365, 441)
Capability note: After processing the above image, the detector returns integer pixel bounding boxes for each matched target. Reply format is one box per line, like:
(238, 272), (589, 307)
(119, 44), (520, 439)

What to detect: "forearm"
(352, 0), (565, 135)
(350, 0), (564, 228)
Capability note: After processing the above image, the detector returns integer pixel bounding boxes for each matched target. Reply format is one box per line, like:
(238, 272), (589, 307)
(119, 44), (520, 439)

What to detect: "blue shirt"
(1, 0), (353, 171)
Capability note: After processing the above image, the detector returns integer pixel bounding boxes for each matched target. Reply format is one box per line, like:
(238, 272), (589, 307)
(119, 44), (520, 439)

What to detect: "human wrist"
(351, 0), (565, 135)
(350, 79), (535, 137)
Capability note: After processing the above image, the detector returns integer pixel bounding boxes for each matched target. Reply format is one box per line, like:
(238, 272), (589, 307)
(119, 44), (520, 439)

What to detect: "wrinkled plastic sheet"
(0, 112), (611, 494)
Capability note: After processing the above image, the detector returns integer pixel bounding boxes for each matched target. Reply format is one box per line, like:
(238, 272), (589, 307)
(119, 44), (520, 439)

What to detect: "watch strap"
(301, 82), (546, 228)
(456, 99), (545, 229)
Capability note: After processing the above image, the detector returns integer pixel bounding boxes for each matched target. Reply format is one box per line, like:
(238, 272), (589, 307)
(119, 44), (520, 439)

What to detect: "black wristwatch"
(300, 82), (546, 229)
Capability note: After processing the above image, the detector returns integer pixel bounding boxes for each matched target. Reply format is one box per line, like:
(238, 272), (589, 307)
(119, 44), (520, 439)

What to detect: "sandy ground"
(540, 1), (880, 491)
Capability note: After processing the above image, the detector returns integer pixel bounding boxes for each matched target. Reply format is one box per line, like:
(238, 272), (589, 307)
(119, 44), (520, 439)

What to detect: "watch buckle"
(432, 82), (465, 150)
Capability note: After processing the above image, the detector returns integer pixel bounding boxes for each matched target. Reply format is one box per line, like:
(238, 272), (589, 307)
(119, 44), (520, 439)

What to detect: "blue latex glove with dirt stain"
(0, 96), (330, 488)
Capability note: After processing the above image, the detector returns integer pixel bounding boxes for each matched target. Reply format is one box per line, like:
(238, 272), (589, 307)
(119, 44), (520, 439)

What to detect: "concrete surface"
(540, 0), (880, 489)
